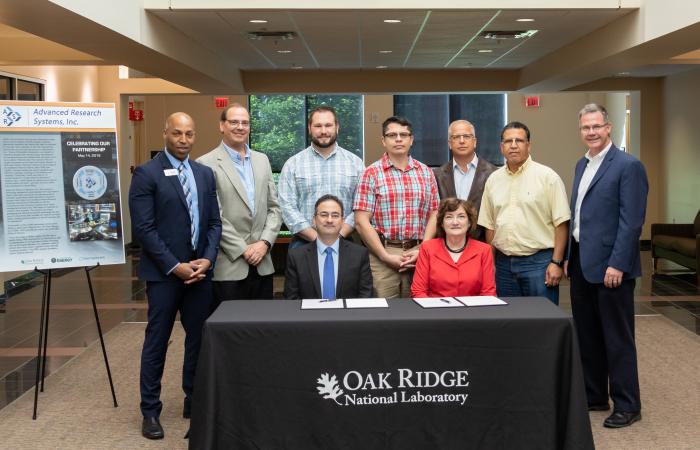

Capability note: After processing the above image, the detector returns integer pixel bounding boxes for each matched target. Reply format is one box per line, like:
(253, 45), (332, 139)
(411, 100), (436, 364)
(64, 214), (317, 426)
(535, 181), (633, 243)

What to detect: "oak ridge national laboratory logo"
(2, 106), (22, 126)
(316, 368), (470, 407)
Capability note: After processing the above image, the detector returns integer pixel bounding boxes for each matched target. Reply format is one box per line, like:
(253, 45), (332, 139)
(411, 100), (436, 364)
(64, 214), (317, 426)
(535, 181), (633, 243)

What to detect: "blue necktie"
(178, 163), (196, 249)
(322, 247), (335, 299)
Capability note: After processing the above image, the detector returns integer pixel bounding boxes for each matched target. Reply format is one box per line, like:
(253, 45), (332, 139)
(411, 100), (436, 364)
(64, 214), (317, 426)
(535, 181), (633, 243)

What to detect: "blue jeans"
(494, 248), (559, 305)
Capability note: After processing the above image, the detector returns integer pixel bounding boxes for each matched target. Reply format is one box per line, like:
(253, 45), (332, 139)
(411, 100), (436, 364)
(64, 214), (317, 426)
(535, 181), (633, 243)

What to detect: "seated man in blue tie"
(284, 194), (373, 299)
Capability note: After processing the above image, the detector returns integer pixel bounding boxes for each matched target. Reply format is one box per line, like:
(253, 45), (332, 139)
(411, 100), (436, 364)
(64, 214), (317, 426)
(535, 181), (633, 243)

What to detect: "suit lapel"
(585, 145), (618, 193)
(216, 144), (253, 213)
(439, 162), (457, 198)
(190, 161), (206, 226)
(467, 159), (486, 204)
(305, 243), (322, 298)
(571, 157), (586, 209)
(251, 151), (266, 213)
(335, 240), (347, 297)
(160, 152), (189, 211)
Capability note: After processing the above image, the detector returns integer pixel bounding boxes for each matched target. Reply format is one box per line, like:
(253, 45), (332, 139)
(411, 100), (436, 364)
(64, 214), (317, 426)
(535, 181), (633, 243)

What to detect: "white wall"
(662, 67), (700, 223)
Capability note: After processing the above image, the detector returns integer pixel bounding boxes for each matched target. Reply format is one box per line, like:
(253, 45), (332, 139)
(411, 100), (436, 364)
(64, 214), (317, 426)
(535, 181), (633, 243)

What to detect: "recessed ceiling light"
(291, 66), (303, 70)
(249, 19), (268, 24)
(617, 72), (631, 76)
(376, 65), (388, 69)
(516, 18), (535, 22)
(378, 50), (393, 54)
(383, 19), (401, 23)
(478, 49), (493, 53)
(277, 50), (292, 54)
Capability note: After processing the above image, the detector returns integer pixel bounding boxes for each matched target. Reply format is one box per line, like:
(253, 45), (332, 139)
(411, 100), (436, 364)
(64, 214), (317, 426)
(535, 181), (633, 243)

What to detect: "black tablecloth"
(189, 298), (593, 450)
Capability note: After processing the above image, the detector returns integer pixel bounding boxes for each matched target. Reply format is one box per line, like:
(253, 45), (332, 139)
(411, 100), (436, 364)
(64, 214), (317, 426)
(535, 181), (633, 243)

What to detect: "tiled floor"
(0, 250), (697, 411)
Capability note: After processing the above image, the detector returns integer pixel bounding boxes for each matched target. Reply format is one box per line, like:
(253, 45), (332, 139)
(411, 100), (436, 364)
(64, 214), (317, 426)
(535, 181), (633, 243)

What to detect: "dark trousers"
(569, 242), (641, 412)
(212, 266), (273, 307)
(140, 277), (213, 418)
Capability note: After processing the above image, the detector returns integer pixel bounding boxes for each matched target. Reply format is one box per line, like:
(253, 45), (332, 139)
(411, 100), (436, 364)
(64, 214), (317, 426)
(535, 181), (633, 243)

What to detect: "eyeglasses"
(225, 120), (250, 128)
(383, 132), (412, 140)
(579, 124), (608, 133)
(501, 138), (528, 145)
(449, 134), (475, 141)
(316, 212), (342, 219)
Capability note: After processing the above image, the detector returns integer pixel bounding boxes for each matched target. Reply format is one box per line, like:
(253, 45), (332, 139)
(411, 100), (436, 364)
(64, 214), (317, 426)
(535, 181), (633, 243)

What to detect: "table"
(189, 298), (594, 450)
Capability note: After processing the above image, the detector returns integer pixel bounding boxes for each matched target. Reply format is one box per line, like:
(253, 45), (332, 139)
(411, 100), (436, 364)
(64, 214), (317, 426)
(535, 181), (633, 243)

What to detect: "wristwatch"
(550, 258), (563, 267)
(261, 240), (272, 250)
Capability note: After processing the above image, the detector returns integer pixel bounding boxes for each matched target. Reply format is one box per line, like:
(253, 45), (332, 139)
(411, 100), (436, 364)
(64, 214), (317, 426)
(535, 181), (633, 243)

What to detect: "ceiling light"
(249, 19), (268, 24)
(383, 19), (401, 23)
(378, 50), (393, 54)
(291, 66), (303, 70)
(478, 49), (493, 53)
(516, 18), (535, 22)
(277, 50), (292, 54)
(376, 65), (388, 69)
(617, 72), (631, 76)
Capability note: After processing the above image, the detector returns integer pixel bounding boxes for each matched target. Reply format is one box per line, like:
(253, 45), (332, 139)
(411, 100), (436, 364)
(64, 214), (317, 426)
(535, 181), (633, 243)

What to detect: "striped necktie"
(178, 163), (196, 249)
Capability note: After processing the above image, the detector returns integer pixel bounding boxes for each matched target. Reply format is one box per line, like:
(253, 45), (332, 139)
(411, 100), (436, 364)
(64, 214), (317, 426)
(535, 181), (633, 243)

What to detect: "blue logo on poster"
(73, 166), (108, 200)
(2, 107), (22, 126)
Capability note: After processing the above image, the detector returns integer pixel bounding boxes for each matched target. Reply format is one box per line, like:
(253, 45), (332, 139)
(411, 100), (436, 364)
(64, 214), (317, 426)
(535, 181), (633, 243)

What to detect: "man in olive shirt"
(478, 121), (570, 304)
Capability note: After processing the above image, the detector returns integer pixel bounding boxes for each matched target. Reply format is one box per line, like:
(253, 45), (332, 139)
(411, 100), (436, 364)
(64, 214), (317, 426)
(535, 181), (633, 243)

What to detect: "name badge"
(164, 168), (178, 176)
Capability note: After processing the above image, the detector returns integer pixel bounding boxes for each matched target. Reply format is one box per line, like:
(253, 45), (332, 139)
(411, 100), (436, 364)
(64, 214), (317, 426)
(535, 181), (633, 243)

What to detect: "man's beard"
(311, 134), (337, 149)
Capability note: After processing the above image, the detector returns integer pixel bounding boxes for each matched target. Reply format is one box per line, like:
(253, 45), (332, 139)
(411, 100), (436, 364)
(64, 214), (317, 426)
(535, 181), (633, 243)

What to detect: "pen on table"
(440, 298), (451, 304)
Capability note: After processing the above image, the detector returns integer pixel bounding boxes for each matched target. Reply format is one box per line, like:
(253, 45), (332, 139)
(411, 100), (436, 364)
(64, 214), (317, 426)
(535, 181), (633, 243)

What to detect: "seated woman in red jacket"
(412, 198), (496, 297)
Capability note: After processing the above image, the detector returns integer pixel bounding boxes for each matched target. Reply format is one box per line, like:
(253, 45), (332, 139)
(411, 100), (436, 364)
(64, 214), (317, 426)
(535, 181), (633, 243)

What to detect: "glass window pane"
(17, 79), (42, 101)
(449, 94), (505, 166)
(249, 95), (306, 172)
(0, 77), (10, 100)
(394, 94), (449, 166)
(306, 95), (363, 159)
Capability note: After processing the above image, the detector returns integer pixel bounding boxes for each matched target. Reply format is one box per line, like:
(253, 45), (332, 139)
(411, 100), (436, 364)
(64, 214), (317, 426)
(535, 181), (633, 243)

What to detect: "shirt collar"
(316, 237), (340, 255)
(505, 155), (531, 175)
(310, 143), (338, 159)
(585, 141), (612, 162)
(222, 142), (250, 162)
(381, 152), (418, 172)
(164, 148), (190, 169)
(453, 155), (478, 174)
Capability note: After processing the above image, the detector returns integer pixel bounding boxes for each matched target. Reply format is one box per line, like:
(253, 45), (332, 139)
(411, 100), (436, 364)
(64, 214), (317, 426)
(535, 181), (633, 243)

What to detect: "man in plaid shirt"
(279, 106), (365, 249)
(353, 116), (439, 298)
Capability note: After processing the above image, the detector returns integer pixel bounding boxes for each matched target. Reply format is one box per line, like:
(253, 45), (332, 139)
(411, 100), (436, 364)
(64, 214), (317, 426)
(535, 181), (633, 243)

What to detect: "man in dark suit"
(129, 112), (221, 439)
(433, 120), (497, 241)
(284, 194), (373, 299)
(565, 103), (648, 429)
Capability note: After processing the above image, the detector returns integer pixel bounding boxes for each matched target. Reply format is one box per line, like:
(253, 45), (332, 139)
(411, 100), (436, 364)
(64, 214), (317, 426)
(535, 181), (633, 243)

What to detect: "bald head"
(448, 119), (477, 164)
(163, 112), (196, 161)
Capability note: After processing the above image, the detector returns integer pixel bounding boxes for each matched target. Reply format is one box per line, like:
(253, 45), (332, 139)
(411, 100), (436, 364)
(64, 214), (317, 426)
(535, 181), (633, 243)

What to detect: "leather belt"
(384, 239), (420, 250)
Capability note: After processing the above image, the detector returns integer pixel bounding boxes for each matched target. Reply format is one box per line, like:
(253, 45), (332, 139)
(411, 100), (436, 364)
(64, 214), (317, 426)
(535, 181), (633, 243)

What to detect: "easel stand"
(32, 264), (118, 419)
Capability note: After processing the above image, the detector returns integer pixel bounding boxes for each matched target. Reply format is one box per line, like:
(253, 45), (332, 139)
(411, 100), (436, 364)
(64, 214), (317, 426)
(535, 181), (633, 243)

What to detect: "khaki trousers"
(369, 246), (414, 299)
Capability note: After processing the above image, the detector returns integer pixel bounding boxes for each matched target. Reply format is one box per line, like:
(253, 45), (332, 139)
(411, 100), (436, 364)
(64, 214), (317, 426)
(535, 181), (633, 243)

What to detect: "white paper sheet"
(345, 298), (389, 309)
(301, 299), (345, 309)
(455, 296), (508, 307)
(413, 297), (465, 308)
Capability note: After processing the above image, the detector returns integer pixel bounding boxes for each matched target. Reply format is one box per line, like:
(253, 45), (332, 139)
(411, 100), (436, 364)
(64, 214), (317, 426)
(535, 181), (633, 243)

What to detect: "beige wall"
(1, 65), (99, 102)
(363, 95), (394, 165)
(662, 67), (700, 223)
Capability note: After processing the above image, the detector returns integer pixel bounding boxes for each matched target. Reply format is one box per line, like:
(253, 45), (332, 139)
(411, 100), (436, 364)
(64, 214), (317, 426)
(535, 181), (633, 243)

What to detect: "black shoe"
(142, 416), (164, 439)
(603, 411), (641, 428)
(183, 398), (191, 419)
(184, 428), (190, 439)
(588, 403), (610, 411)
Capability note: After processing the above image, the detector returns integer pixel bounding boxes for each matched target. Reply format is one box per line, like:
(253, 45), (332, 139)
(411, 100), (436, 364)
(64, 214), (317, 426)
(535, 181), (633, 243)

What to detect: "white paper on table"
(455, 296), (508, 307)
(301, 299), (345, 309)
(413, 297), (465, 308)
(345, 297), (389, 308)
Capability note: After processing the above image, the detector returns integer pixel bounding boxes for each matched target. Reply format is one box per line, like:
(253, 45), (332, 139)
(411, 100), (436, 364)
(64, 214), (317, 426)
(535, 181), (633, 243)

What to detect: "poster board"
(0, 101), (125, 271)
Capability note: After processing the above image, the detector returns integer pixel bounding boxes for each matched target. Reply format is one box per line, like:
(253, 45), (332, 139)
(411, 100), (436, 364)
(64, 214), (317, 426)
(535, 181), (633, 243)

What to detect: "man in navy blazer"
(129, 112), (221, 439)
(284, 195), (373, 300)
(565, 104), (648, 429)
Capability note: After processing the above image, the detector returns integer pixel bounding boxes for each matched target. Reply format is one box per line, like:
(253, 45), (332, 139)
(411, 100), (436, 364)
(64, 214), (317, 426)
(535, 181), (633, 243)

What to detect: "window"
(249, 94), (363, 172)
(394, 94), (506, 167)
(0, 72), (44, 101)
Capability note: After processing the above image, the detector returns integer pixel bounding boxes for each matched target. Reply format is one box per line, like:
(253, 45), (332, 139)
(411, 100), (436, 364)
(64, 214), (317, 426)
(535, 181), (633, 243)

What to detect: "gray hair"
(578, 103), (609, 122)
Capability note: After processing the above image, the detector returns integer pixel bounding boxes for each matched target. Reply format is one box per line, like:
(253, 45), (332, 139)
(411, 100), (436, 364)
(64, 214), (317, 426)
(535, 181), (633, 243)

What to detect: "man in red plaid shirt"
(353, 116), (439, 298)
